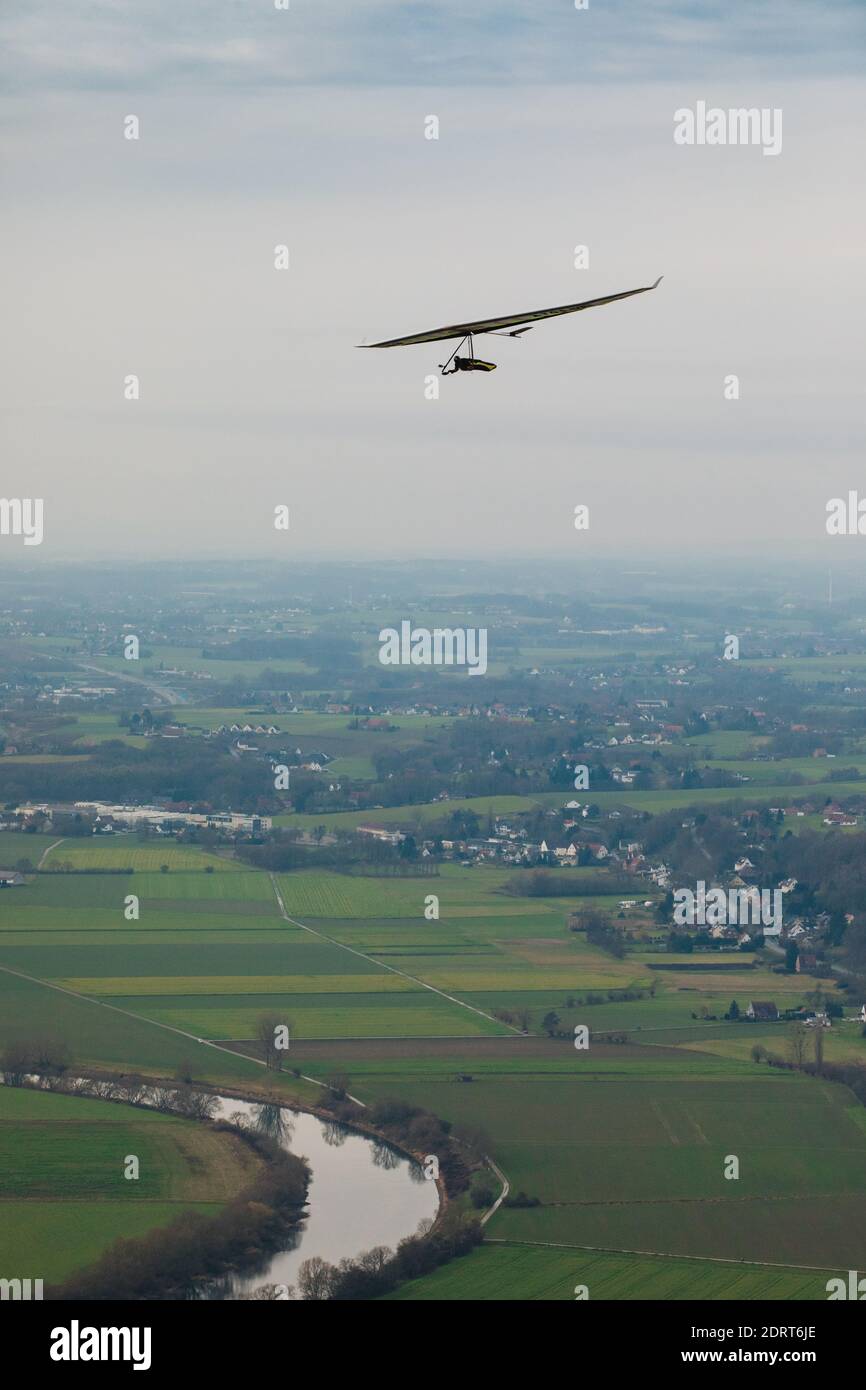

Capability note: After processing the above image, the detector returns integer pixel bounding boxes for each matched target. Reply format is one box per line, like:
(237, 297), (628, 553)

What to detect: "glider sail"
(361, 277), (662, 348)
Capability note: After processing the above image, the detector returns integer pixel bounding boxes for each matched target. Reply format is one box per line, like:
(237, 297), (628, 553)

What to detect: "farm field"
(0, 962), (278, 1084)
(0, 831), (56, 863)
(316, 1053), (866, 1273)
(702, 756), (866, 785)
(68, 713), (150, 748)
(41, 839), (242, 872)
(276, 778), (866, 833)
(385, 1242), (833, 1301)
(0, 754), (92, 764)
(131, 993), (504, 1040)
(0, 1085), (261, 1285)
(0, 849), (826, 1058)
(681, 731), (770, 757)
(0, 801), (862, 1298)
(680, 1029), (866, 1066)
(276, 863), (638, 920)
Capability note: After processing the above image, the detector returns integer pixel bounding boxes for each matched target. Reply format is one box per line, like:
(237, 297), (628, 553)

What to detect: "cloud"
(1, 1), (864, 93)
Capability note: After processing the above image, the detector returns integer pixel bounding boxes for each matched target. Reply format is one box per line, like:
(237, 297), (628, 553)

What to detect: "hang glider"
(359, 276), (663, 374)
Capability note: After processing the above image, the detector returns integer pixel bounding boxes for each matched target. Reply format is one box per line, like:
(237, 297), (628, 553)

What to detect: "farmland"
(5, 559), (866, 1303)
(305, 1051), (866, 1272)
(0, 1085), (261, 1285)
(1, 842), (858, 1070)
(40, 839), (243, 872)
(385, 1242), (833, 1301)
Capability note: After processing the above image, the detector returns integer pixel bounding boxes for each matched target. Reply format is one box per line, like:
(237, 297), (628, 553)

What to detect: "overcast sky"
(2, 1), (865, 561)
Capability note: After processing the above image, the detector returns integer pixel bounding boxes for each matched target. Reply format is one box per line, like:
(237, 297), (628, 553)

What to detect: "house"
(355, 826), (404, 846)
(0, 869), (24, 887)
(747, 1001), (779, 1022)
(796, 952), (819, 973)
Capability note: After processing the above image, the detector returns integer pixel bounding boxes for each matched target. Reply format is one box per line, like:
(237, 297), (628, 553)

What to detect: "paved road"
(75, 660), (188, 706)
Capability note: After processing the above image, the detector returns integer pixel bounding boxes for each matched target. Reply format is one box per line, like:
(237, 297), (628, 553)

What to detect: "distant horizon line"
(0, 548), (855, 572)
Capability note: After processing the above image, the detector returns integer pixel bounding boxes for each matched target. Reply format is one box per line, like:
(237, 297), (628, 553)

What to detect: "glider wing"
(360, 277), (662, 348)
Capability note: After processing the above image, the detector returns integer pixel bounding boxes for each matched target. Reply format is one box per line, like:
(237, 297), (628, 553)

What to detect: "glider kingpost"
(359, 276), (663, 375)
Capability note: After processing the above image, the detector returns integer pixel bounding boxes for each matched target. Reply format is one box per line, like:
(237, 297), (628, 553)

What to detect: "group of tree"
(293, 1207), (483, 1301)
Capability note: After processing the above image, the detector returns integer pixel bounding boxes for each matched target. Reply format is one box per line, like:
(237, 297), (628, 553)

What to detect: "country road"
(75, 660), (188, 706)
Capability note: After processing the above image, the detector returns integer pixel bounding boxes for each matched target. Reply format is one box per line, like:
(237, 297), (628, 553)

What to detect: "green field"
(314, 1052), (866, 1272)
(385, 1242), (834, 1300)
(0, 830), (56, 863)
(41, 840), (242, 872)
(0, 1085), (261, 1284)
(275, 778), (866, 833)
(1, 809), (862, 1298)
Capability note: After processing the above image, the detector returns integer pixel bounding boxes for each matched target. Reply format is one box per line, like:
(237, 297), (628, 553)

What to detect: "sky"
(2, 1), (865, 561)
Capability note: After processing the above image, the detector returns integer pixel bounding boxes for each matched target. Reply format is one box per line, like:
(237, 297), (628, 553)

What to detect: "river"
(201, 1094), (439, 1297)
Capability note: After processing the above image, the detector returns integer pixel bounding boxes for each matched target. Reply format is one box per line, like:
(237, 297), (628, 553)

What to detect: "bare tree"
(29, 1037), (71, 1082)
(814, 1023), (825, 1074)
(1, 1041), (31, 1087)
(788, 1022), (809, 1069)
(356, 1246), (393, 1275)
(151, 1085), (179, 1112)
(242, 1284), (296, 1300)
(256, 1011), (291, 1070)
(297, 1256), (336, 1301)
(115, 1076), (147, 1105)
(172, 1085), (219, 1121)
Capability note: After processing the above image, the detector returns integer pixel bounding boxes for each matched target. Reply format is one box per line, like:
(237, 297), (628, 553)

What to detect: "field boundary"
(269, 873), (521, 1035)
(483, 1237), (843, 1274)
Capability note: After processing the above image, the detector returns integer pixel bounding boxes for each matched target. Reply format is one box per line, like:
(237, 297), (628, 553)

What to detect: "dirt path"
(269, 873), (520, 1035)
(481, 1156), (510, 1226)
(37, 838), (64, 869)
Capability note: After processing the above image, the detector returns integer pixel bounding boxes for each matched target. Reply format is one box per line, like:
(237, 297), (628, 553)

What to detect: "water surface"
(208, 1096), (439, 1295)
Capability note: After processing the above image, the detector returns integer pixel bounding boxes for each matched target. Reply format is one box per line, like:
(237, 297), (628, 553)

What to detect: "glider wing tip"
(652, 275), (664, 289)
